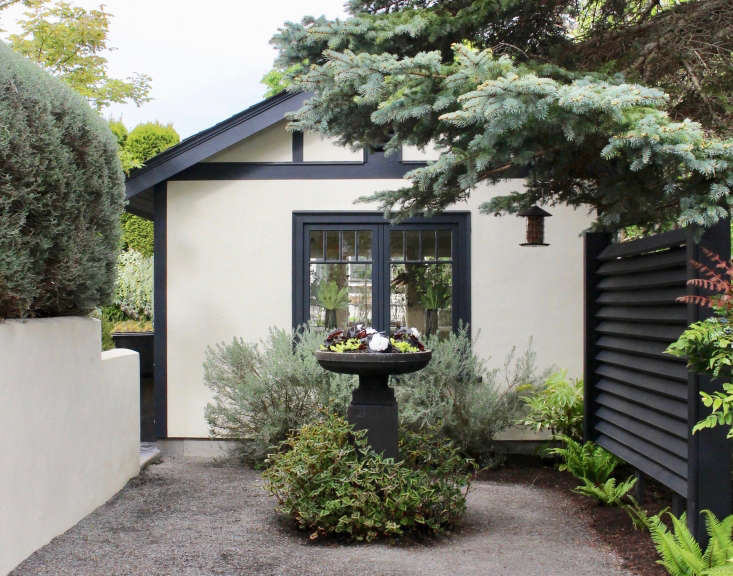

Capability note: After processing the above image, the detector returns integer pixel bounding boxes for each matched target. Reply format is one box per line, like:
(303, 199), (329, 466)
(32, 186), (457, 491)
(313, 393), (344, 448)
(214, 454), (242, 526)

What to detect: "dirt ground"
(12, 457), (637, 576)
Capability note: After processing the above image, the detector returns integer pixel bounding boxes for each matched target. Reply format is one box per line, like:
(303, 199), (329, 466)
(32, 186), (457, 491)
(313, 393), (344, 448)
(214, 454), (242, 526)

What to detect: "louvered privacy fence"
(584, 221), (731, 539)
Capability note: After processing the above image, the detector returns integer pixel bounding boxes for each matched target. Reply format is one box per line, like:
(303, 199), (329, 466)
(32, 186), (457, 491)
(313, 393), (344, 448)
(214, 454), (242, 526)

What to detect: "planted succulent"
(320, 324), (426, 353)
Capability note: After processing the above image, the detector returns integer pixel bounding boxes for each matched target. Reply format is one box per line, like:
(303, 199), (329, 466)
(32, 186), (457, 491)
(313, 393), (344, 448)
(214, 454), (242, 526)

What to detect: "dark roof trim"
(125, 90), (309, 199)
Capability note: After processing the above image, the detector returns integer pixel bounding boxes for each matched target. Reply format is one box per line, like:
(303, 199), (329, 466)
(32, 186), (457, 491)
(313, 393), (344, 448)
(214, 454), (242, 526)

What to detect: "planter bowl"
(314, 350), (432, 377)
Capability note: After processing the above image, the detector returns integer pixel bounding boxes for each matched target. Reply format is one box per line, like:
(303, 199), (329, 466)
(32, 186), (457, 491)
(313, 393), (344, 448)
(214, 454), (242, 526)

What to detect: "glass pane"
(309, 230), (324, 261)
(437, 230), (451, 260)
(405, 230), (419, 261)
(342, 231), (356, 260)
(357, 230), (372, 261)
(390, 263), (452, 338)
(310, 262), (372, 329)
(422, 231), (436, 261)
(390, 230), (403, 260)
(326, 231), (340, 260)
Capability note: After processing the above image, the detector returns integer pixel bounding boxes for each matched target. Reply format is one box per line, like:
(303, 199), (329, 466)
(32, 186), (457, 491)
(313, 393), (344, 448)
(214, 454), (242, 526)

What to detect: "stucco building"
(125, 91), (593, 439)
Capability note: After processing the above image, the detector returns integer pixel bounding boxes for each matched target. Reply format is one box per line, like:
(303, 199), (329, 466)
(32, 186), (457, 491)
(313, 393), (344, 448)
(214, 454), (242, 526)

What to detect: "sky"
(2, 0), (348, 138)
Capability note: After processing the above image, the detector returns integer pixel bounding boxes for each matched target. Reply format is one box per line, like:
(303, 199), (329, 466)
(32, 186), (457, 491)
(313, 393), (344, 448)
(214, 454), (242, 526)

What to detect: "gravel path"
(12, 457), (632, 576)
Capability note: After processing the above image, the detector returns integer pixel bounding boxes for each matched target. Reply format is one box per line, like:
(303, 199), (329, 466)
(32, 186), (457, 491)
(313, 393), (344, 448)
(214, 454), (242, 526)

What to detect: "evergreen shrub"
(125, 121), (179, 166)
(120, 213), (154, 257)
(0, 42), (124, 318)
(263, 414), (473, 542)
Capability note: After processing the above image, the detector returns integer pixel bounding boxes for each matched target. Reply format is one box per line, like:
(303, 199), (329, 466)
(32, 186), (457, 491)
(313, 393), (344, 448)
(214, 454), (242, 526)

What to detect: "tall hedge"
(0, 42), (125, 318)
(125, 122), (179, 164)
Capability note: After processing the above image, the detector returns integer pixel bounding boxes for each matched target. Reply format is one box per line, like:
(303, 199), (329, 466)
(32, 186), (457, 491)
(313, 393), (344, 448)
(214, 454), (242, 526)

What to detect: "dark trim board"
(153, 182), (167, 439)
(292, 131), (304, 163)
(125, 91), (309, 199)
(292, 211), (471, 333)
(172, 150), (421, 181)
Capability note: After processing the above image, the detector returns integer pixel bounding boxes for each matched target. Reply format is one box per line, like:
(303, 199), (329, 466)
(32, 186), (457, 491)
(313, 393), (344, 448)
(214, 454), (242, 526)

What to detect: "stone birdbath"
(315, 348), (431, 459)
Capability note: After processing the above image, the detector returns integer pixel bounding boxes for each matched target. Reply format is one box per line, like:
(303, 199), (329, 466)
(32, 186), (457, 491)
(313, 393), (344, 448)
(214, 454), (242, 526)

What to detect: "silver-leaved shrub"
(395, 326), (546, 467)
(203, 325), (355, 464)
(113, 250), (153, 320)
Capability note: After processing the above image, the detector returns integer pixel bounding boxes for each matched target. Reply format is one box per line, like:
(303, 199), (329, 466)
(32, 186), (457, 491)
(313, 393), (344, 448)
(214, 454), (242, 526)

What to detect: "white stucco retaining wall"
(0, 317), (140, 575)
(165, 178), (593, 438)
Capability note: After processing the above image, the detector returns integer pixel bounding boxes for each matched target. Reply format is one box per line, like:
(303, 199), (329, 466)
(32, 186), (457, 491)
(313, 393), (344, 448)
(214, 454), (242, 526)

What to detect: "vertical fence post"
(686, 219), (731, 540)
(583, 232), (612, 443)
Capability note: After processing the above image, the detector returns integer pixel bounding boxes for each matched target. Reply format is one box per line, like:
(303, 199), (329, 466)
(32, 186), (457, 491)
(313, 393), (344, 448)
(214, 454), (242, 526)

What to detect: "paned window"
(293, 213), (469, 337)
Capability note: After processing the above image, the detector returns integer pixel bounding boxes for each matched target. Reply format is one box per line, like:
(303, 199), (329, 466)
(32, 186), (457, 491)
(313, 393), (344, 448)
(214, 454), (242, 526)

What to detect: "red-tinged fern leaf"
(689, 260), (726, 286)
(687, 278), (729, 292)
(677, 294), (716, 308)
(701, 248), (733, 275)
(678, 251), (732, 313)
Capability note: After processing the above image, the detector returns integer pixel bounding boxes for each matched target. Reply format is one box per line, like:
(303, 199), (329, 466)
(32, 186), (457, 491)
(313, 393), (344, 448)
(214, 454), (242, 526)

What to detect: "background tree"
(2, 0), (151, 110)
(269, 0), (732, 231)
(112, 121), (179, 256)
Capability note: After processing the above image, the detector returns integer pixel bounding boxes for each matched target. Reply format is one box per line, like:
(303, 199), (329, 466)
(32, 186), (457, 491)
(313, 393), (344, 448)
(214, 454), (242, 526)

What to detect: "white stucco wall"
(166, 177), (593, 438)
(302, 132), (364, 162)
(402, 142), (441, 162)
(0, 317), (140, 575)
(202, 120), (292, 162)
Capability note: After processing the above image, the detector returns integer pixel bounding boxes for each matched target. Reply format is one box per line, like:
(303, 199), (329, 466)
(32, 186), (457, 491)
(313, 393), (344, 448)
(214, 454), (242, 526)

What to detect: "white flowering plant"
(320, 324), (426, 353)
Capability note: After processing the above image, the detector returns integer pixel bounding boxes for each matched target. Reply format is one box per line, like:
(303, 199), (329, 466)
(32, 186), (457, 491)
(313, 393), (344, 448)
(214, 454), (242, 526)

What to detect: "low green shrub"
(520, 370), (584, 440)
(94, 305), (125, 350)
(263, 414), (473, 542)
(0, 42), (124, 318)
(396, 326), (545, 466)
(204, 325), (355, 464)
(113, 250), (153, 321)
(547, 435), (620, 485)
(111, 319), (153, 333)
(650, 511), (733, 576)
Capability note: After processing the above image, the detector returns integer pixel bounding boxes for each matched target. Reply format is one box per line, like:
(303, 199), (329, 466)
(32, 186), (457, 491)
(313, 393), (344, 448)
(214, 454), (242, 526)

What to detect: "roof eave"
(125, 90), (309, 199)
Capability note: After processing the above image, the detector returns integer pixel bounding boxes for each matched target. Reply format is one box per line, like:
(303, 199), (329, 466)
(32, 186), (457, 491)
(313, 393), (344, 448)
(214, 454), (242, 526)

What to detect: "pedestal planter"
(315, 350), (432, 459)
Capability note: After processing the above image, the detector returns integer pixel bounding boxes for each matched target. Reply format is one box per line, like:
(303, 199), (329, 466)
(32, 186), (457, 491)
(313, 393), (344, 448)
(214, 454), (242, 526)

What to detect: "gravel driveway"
(12, 457), (632, 576)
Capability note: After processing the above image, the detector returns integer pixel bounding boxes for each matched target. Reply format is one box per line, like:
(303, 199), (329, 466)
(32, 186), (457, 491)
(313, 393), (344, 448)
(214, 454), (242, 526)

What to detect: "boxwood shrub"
(0, 42), (125, 318)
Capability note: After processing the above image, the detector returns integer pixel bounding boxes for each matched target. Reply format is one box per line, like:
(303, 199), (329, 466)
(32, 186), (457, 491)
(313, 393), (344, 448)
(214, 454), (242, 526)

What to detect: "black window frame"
(292, 211), (470, 333)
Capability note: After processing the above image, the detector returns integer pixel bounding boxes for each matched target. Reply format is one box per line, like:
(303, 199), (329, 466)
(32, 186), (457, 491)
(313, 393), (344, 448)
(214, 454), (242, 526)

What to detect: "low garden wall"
(0, 317), (140, 575)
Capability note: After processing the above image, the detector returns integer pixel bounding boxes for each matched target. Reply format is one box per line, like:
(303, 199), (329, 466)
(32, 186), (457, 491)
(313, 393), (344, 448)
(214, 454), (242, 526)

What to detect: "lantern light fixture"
(518, 205), (552, 246)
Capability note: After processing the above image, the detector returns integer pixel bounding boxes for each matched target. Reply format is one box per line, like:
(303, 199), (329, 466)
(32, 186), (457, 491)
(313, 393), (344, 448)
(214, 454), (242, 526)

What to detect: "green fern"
(703, 564), (733, 576)
(650, 511), (733, 576)
(547, 435), (620, 484)
(623, 495), (668, 532)
(573, 475), (637, 506)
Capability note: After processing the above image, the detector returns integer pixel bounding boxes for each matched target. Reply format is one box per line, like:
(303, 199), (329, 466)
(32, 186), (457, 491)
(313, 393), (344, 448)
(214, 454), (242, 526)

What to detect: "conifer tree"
(270, 0), (733, 230)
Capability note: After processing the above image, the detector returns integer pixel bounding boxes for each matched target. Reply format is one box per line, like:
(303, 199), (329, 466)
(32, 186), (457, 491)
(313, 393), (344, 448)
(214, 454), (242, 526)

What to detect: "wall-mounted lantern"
(518, 206), (551, 246)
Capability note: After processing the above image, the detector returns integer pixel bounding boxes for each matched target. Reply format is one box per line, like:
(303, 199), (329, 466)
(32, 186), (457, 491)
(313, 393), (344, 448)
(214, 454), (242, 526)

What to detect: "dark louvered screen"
(583, 222), (730, 539)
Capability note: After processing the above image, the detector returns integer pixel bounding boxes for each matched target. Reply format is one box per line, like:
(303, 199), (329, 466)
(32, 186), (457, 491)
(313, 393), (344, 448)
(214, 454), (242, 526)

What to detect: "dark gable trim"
(292, 211), (471, 333)
(172, 149), (421, 181)
(292, 131), (304, 163)
(125, 90), (309, 199)
(153, 182), (168, 439)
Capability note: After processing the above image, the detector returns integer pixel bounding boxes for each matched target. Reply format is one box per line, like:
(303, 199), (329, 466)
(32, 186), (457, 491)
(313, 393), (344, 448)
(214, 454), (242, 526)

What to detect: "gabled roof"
(125, 90), (309, 218)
